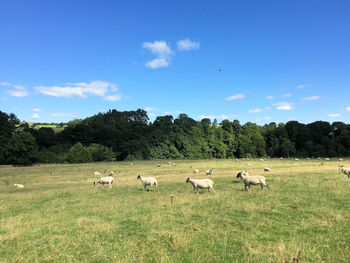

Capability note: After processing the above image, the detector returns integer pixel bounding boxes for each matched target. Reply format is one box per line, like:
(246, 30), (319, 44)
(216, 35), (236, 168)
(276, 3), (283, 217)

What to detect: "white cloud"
(267, 95), (274, 100)
(34, 81), (122, 100)
(345, 107), (350, 112)
(148, 112), (156, 117)
(145, 58), (169, 68)
(51, 113), (77, 118)
(30, 113), (40, 119)
(296, 84), (308, 89)
(198, 114), (237, 121)
(302, 96), (320, 101)
(225, 94), (245, 101)
(142, 41), (173, 69)
(142, 41), (172, 57)
(3, 97), (8, 101)
(0, 81), (11, 86)
(32, 108), (41, 112)
(164, 110), (181, 115)
(282, 93), (291, 97)
(103, 93), (122, 101)
(264, 117), (272, 120)
(144, 107), (158, 111)
(6, 85), (29, 97)
(274, 102), (294, 111)
(328, 113), (341, 118)
(249, 108), (263, 113)
(177, 38), (200, 51)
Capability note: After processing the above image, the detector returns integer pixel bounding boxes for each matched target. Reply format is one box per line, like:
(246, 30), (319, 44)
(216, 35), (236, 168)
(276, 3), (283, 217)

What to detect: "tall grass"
(1, 159), (350, 262)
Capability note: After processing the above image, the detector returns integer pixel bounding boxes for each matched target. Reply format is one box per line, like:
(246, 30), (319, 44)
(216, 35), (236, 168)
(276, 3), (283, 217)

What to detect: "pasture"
(1, 159), (350, 262)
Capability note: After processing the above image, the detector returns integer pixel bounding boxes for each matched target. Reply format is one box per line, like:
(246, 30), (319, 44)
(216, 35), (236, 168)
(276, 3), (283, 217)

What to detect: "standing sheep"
(93, 172), (101, 177)
(137, 174), (158, 191)
(206, 168), (213, 176)
(186, 178), (216, 194)
(93, 176), (114, 188)
(236, 170), (270, 191)
(193, 169), (199, 174)
(338, 165), (350, 180)
(14, 183), (24, 189)
(264, 167), (271, 172)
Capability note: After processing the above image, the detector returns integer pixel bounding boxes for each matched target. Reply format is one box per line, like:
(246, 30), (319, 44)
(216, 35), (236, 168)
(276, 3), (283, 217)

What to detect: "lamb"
(137, 174), (158, 191)
(206, 168), (213, 175)
(186, 178), (215, 194)
(338, 165), (350, 180)
(236, 170), (270, 191)
(93, 172), (101, 177)
(194, 169), (199, 174)
(93, 176), (114, 188)
(264, 167), (271, 172)
(14, 183), (24, 189)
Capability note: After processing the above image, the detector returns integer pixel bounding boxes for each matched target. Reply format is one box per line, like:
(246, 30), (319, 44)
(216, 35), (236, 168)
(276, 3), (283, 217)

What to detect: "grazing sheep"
(236, 170), (270, 191)
(339, 165), (350, 180)
(247, 163), (252, 166)
(294, 158), (299, 161)
(325, 158), (330, 161)
(94, 176), (114, 188)
(171, 162), (176, 166)
(137, 174), (157, 191)
(94, 172), (101, 177)
(206, 168), (213, 175)
(14, 183), (24, 189)
(260, 158), (264, 161)
(264, 167), (271, 172)
(156, 163), (161, 167)
(194, 169), (199, 174)
(186, 178), (216, 194)
(339, 158), (343, 162)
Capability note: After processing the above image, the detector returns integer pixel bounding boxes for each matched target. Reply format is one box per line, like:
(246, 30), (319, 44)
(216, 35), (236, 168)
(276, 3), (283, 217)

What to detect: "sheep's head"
(339, 165), (344, 170)
(186, 178), (190, 183)
(93, 182), (96, 186)
(137, 174), (141, 179)
(237, 170), (247, 178)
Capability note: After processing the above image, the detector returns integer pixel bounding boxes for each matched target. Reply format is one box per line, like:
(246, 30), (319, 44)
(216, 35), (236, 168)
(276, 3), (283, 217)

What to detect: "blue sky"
(1, 0), (349, 124)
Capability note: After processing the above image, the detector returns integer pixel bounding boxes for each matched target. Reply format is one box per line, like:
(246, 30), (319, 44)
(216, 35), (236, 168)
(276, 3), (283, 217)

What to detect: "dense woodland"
(1, 109), (350, 165)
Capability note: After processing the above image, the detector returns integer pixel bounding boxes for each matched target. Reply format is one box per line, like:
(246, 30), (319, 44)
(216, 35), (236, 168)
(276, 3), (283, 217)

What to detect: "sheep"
(325, 158), (330, 161)
(156, 163), (161, 167)
(171, 162), (176, 166)
(264, 167), (271, 172)
(137, 174), (157, 191)
(14, 183), (24, 189)
(338, 165), (350, 180)
(339, 158), (343, 162)
(93, 172), (101, 177)
(109, 171), (115, 176)
(236, 170), (270, 191)
(93, 176), (114, 188)
(260, 158), (264, 161)
(186, 178), (215, 194)
(194, 169), (199, 174)
(206, 168), (213, 176)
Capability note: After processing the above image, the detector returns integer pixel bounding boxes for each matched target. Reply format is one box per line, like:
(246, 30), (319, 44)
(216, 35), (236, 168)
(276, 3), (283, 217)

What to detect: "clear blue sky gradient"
(0, 0), (349, 124)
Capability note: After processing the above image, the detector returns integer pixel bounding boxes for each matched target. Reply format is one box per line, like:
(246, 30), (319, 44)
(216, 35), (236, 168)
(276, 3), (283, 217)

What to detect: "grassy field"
(1, 159), (350, 262)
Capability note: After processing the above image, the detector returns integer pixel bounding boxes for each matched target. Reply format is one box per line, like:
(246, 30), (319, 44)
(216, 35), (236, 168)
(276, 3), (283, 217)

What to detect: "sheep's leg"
(109, 183), (112, 189)
(260, 184), (264, 191)
(196, 188), (199, 194)
(102, 183), (105, 188)
(150, 185), (153, 191)
(211, 187), (216, 193)
(244, 184), (248, 191)
(265, 184), (270, 190)
(144, 185), (146, 191)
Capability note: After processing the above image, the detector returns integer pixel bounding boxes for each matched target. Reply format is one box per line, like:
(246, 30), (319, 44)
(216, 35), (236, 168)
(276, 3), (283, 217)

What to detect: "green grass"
(1, 159), (350, 262)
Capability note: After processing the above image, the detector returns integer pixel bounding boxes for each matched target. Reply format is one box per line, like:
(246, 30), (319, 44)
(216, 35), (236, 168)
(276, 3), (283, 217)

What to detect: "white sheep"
(109, 171), (115, 176)
(137, 174), (158, 191)
(93, 176), (114, 188)
(171, 162), (176, 166)
(186, 178), (215, 194)
(260, 158), (264, 161)
(338, 165), (350, 180)
(156, 163), (161, 167)
(339, 158), (343, 162)
(236, 170), (270, 191)
(194, 169), (199, 174)
(93, 172), (101, 177)
(14, 183), (24, 189)
(206, 168), (213, 175)
(264, 167), (271, 172)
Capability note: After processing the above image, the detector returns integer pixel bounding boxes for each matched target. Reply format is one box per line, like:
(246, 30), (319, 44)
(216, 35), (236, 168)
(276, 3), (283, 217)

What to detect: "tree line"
(1, 109), (350, 165)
